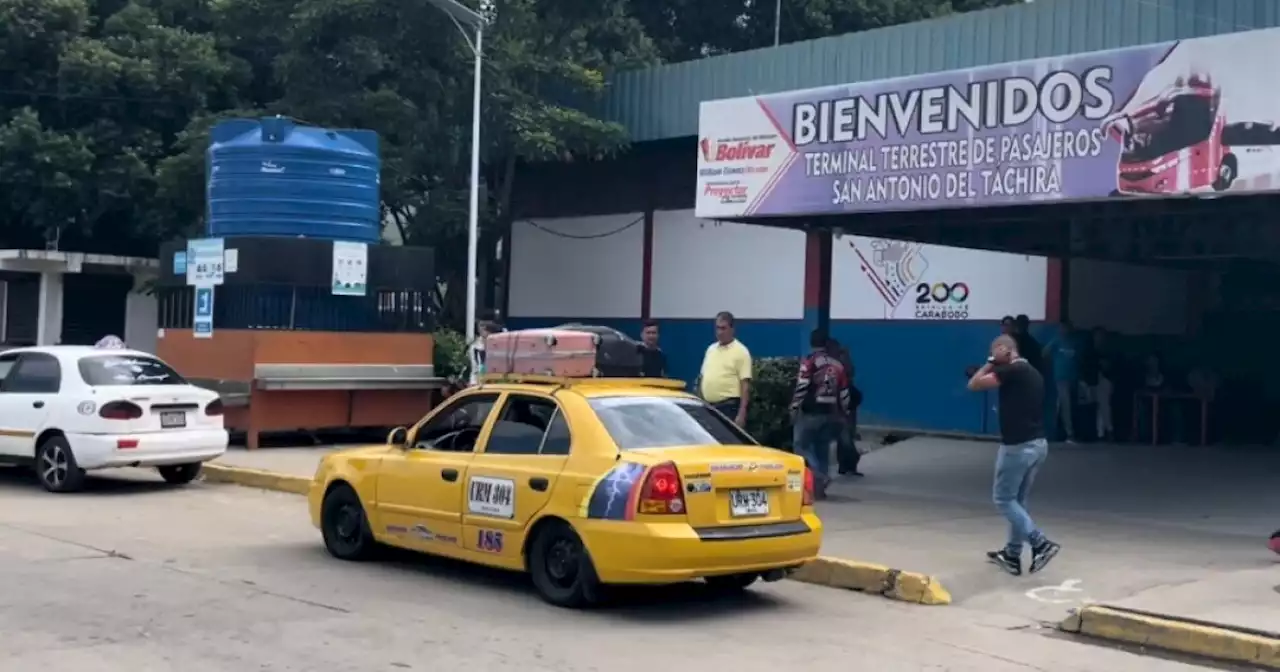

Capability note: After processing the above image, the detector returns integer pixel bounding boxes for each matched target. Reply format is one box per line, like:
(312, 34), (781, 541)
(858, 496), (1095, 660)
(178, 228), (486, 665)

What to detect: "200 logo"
(915, 282), (970, 304)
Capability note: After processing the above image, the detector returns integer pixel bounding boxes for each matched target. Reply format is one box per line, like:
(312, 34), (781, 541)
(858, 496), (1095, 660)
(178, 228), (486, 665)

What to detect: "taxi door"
(374, 391), (501, 555)
(461, 391), (571, 565)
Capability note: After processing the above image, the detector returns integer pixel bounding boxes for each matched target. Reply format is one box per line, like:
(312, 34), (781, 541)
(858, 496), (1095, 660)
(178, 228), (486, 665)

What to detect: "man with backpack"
(791, 329), (851, 500)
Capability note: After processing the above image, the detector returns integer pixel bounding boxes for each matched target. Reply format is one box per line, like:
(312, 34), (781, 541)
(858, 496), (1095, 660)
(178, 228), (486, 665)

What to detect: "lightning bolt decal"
(583, 462), (646, 520)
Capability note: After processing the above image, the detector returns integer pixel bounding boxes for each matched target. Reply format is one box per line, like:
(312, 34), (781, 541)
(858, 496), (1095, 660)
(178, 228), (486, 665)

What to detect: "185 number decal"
(477, 529), (504, 553)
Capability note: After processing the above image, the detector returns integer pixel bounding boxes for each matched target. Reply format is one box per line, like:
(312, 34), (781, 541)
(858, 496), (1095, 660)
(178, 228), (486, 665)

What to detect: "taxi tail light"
(205, 399), (224, 416)
(802, 468), (815, 507)
(100, 401), (144, 420)
(638, 461), (685, 515)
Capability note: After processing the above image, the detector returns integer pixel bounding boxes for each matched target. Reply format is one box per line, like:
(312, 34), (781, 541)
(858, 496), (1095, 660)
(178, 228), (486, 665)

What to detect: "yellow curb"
(199, 464), (951, 605)
(1060, 605), (1280, 669)
(201, 463), (312, 496)
(791, 556), (951, 605)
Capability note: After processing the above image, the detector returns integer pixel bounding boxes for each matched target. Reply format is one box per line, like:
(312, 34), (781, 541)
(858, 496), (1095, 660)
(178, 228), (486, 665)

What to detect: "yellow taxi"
(308, 374), (823, 607)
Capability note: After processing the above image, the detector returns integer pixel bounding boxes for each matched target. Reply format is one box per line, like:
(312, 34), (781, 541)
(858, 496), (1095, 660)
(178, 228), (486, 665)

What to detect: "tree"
(243, 0), (657, 326)
(0, 0), (243, 253)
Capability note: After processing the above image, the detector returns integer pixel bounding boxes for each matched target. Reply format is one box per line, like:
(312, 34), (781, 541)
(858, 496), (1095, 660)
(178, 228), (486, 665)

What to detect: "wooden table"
(1131, 390), (1209, 445)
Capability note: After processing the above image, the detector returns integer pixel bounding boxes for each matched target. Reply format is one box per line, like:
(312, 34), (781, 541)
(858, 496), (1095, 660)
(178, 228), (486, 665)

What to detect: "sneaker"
(986, 549), (1022, 576)
(1029, 540), (1061, 574)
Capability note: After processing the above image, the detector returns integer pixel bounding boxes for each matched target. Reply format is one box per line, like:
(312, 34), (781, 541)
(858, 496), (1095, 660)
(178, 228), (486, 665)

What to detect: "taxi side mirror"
(387, 426), (409, 446)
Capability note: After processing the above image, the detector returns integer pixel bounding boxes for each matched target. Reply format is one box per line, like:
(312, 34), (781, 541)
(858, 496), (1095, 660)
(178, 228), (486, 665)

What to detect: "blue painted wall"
(506, 316), (1057, 435)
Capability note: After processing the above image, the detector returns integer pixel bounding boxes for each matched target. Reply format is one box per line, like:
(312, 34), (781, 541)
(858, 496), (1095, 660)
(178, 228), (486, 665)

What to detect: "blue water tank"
(206, 116), (381, 243)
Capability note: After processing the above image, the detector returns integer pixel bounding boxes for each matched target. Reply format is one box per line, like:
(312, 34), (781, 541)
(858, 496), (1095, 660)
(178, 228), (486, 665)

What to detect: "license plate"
(160, 411), (186, 428)
(729, 489), (769, 517)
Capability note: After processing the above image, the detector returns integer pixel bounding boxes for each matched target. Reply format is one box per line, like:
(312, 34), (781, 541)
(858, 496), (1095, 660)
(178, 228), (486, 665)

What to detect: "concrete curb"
(791, 556), (952, 605)
(201, 463), (312, 496)
(1060, 605), (1280, 669)
(200, 463), (952, 606)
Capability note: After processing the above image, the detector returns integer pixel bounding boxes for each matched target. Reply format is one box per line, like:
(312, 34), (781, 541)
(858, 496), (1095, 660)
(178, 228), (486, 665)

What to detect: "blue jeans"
(794, 414), (840, 480)
(993, 438), (1049, 555)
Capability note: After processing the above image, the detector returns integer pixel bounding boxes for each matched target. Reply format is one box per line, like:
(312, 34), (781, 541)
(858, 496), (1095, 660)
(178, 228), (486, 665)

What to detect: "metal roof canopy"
(604, 0), (1280, 142)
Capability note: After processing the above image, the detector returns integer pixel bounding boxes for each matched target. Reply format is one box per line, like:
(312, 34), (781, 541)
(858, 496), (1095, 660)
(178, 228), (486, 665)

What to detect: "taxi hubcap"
(41, 445), (68, 487)
(546, 539), (579, 587)
(334, 504), (360, 543)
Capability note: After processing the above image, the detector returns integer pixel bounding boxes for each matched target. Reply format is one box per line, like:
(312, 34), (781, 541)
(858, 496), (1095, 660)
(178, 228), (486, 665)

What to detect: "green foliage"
(1, 0), (1022, 309)
(432, 327), (470, 383)
(745, 356), (800, 450)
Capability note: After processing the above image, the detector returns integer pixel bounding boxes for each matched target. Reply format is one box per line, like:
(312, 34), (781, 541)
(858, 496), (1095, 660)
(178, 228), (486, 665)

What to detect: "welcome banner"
(695, 27), (1280, 219)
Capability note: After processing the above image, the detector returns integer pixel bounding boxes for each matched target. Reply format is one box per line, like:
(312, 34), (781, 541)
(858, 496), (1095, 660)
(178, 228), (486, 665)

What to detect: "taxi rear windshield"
(588, 396), (755, 450)
(79, 355), (187, 386)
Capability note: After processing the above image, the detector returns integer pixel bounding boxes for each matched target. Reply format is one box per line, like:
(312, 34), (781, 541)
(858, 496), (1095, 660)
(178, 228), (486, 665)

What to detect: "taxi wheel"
(705, 573), (758, 594)
(321, 485), (375, 561)
(158, 463), (202, 485)
(529, 522), (602, 608)
(36, 435), (86, 494)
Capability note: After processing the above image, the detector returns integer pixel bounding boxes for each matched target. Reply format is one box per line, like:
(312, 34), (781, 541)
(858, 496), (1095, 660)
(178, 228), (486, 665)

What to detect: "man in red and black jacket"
(791, 329), (851, 499)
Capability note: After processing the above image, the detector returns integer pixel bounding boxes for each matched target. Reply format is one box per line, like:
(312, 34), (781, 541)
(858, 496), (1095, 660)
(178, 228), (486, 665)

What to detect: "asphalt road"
(0, 468), (1224, 672)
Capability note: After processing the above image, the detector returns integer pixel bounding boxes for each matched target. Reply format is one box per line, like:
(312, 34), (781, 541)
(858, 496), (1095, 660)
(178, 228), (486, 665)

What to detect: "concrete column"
(36, 271), (63, 346)
(801, 229), (832, 349)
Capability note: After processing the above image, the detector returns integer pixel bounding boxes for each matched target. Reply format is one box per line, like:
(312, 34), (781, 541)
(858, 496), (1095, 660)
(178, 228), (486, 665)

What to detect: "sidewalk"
(214, 446), (338, 478)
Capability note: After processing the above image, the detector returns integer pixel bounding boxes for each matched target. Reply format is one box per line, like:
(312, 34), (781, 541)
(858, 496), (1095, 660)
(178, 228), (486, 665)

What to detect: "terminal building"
(506, 0), (1280, 442)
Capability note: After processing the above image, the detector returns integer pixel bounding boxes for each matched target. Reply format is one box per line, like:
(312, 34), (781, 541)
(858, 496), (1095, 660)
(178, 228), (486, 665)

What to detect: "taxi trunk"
(631, 445), (807, 528)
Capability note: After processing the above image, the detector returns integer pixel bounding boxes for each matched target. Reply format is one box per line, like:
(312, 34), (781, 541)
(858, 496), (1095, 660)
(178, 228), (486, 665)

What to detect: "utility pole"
(774, 0), (781, 46)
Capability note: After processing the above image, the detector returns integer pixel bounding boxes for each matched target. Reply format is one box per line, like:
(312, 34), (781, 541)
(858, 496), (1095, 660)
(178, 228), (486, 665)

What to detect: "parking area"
(0, 466), (1226, 671)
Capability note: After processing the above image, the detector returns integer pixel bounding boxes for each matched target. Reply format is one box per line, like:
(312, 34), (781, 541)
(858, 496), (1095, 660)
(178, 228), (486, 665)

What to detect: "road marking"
(1026, 578), (1088, 605)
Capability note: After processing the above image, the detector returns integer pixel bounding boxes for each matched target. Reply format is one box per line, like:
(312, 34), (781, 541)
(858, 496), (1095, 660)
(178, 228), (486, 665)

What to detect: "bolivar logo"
(700, 138), (776, 162)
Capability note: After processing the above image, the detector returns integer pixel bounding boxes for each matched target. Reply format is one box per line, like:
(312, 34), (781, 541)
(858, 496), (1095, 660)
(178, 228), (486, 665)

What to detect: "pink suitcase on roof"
(485, 329), (600, 377)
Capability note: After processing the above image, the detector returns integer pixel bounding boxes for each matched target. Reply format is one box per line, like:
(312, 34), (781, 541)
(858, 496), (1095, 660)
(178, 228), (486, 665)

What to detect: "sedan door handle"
(441, 468), (459, 482)
(529, 477), (549, 492)
(32, 401), (43, 409)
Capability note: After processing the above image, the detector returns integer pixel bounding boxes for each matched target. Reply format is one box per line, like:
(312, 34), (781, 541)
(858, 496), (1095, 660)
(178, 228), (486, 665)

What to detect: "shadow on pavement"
(0, 464), (177, 496)
(263, 541), (793, 620)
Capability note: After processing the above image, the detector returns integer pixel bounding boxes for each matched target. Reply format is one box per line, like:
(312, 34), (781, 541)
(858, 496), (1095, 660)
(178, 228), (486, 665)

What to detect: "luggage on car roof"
(486, 325), (644, 378)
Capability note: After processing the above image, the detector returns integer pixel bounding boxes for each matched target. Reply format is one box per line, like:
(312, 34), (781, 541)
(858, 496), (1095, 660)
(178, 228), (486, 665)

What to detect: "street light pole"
(465, 26), (483, 344)
(774, 0), (781, 46)
(424, 0), (486, 344)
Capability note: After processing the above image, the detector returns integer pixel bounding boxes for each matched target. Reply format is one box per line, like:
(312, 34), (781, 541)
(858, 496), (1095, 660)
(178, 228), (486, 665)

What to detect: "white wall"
(831, 235), (1048, 320)
(1069, 259), (1190, 335)
(508, 214), (644, 318)
(650, 210), (805, 319)
(36, 272), (63, 346)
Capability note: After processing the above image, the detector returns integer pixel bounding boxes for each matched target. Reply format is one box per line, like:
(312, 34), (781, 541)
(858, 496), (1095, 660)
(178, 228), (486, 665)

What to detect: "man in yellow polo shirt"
(698, 311), (752, 426)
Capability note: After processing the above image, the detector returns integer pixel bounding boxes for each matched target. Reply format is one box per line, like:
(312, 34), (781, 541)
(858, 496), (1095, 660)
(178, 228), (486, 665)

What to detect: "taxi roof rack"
(477, 373), (686, 391)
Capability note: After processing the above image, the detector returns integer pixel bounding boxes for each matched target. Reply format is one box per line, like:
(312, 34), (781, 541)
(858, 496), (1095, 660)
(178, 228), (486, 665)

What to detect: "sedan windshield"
(588, 396), (755, 450)
(79, 355), (187, 386)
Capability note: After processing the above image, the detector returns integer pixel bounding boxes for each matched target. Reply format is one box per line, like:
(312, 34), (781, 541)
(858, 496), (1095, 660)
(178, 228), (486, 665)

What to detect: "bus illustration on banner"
(1103, 37), (1280, 198)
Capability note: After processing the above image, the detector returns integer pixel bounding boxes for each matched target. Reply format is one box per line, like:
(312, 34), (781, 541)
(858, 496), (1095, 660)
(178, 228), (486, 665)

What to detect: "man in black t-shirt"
(639, 320), (667, 378)
(967, 334), (1062, 576)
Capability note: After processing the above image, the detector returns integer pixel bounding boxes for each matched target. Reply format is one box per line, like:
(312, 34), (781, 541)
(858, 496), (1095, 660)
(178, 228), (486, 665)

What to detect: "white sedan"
(0, 345), (228, 493)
